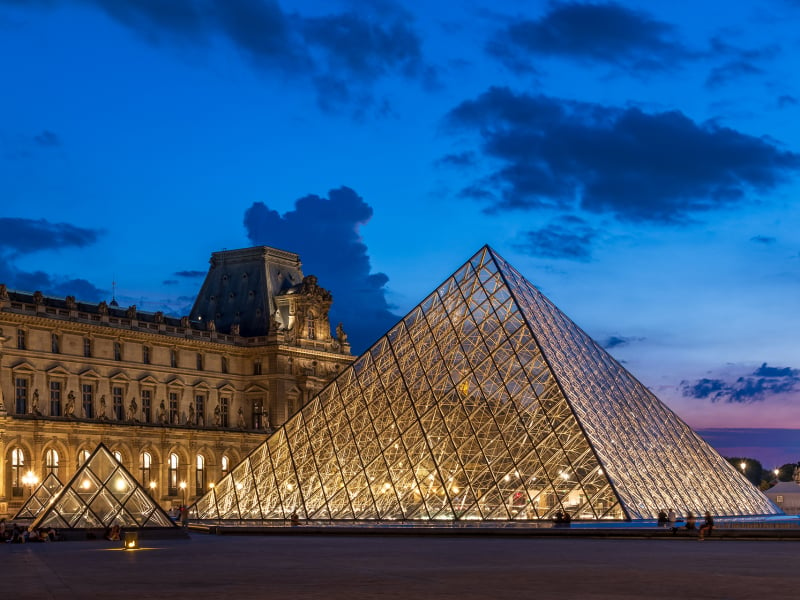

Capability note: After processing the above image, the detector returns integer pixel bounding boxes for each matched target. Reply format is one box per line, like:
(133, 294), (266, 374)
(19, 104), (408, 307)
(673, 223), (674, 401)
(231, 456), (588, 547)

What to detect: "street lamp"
(21, 471), (39, 496)
(774, 468), (780, 481)
(179, 480), (187, 506)
(149, 480), (156, 498)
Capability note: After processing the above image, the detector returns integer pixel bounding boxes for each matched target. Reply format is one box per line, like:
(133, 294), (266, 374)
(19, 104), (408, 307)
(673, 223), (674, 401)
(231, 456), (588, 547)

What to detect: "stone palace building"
(0, 245), (353, 518)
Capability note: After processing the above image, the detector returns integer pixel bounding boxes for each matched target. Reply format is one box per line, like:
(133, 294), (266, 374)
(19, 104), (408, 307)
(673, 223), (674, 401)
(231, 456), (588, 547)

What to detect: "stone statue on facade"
(154, 311), (164, 324)
(188, 403), (195, 426)
(98, 395), (107, 420)
(237, 407), (246, 429)
(158, 400), (167, 424)
(230, 322), (240, 336)
(31, 389), (41, 416)
(97, 300), (108, 316)
(0, 283), (8, 301)
(207, 319), (216, 332)
(127, 397), (138, 422)
(65, 296), (77, 310)
(336, 323), (348, 345)
(65, 391), (76, 418)
(126, 305), (137, 319)
(33, 291), (44, 305)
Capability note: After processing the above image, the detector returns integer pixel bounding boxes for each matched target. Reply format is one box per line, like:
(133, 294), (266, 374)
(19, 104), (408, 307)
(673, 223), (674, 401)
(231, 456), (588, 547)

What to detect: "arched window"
(140, 452), (152, 485)
(195, 455), (205, 494)
(168, 453), (179, 495)
(78, 449), (90, 466)
(221, 455), (229, 478)
(11, 448), (25, 496)
(45, 448), (59, 477)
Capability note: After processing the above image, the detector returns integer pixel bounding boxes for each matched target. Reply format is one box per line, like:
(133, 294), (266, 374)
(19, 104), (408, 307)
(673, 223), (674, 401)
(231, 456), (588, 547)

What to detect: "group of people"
(1, 519), (60, 543)
(657, 509), (714, 539)
(553, 510), (572, 527)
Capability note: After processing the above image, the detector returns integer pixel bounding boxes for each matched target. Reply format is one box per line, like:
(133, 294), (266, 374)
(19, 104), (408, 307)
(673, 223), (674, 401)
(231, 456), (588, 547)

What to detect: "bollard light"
(123, 530), (139, 550)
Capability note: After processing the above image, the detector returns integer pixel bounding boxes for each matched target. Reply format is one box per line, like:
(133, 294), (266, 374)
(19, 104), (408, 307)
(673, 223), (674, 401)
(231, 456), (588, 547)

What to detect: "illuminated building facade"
(0, 246), (352, 518)
(195, 246), (779, 522)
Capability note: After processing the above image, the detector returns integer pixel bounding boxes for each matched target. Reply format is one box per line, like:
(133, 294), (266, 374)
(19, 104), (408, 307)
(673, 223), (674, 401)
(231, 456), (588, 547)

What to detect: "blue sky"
(1, 0), (799, 466)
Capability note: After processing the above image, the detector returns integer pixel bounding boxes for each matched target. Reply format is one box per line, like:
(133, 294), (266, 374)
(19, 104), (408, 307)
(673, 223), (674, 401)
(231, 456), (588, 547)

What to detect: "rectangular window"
(195, 394), (205, 426)
(51, 333), (60, 353)
(253, 361), (262, 375)
(220, 397), (229, 428)
(141, 389), (152, 423)
(169, 392), (179, 425)
(83, 337), (92, 358)
(253, 398), (264, 429)
(50, 381), (62, 416)
(112, 387), (124, 420)
(17, 328), (25, 350)
(15, 377), (28, 414)
(196, 353), (203, 371)
(170, 349), (177, 368)
(114, 342), (122, 361)
(221, 356), (228, 374)
(82, 383), (94, 419)
(143, 346), (150, 364)
(777, 495), (784, 503)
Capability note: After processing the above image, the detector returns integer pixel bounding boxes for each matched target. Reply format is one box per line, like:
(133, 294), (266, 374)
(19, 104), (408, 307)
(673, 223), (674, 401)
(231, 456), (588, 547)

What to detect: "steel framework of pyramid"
(194, 246), (779, 522)
(29, 443), (177, 530)
(14, 472), (63, 520)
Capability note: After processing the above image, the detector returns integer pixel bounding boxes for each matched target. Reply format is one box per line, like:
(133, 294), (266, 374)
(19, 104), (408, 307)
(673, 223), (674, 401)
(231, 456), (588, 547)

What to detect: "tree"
(725, 457), (764, 486)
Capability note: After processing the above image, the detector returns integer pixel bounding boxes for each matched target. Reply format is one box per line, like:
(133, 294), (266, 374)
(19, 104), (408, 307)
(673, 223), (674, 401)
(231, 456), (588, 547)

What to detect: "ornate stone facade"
(0, 246), (352, 518)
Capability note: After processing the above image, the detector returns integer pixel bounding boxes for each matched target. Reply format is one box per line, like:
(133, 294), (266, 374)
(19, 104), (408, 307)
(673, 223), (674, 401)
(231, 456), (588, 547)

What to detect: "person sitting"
(684, 511), (696, 531)
(105, 524), (121, 541)
(657, 510), (667, 527)
(290, 511), (300, 526)
(698, 511), (714, 540)
(553, 510), (564, 527)
(562, 511), (572, 527)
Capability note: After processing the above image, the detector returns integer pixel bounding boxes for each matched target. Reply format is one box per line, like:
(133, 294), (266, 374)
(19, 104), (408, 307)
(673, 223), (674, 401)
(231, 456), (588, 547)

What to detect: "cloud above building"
(0, 217), (106, 300)
(243, 186), (397, 352)
(443, 87), (800, 223)
(486, 1), (692, 74)
(11, 0), (434, 115)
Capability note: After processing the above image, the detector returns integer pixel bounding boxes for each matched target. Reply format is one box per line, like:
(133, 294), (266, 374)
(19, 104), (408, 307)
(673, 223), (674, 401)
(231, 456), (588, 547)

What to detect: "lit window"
(78, 449), (90, 465)
(169, 453), (179, 495)
(221, 455), (229, 477)
(140, 452), (152, 484)
(11, 448), (25, 496)
(45, 448), (59, 476)
(195, 455), (205, 494)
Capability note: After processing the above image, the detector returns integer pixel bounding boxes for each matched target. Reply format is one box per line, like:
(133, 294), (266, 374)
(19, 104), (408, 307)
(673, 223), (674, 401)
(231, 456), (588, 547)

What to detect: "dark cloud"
(602, 335), (644, 349)
(162, 279), (179, 285)
(487, 1), (690, 74)
(0, 218), (105, 301)
(706, 60), (763, 88)
(443, 87), (800, 223)
(681, 363), (800, 403)
(511, 215), (596, 261)
(243, 186), (397, 353)
(0, 217), (99, 255)
(778, 95), (799, 109)
(34, 130), (61, 147)
(435, 151), (477, 168)
(174, 270), (205, 278)
(750, 235), (776, 245)
(11, 0), (433, 115)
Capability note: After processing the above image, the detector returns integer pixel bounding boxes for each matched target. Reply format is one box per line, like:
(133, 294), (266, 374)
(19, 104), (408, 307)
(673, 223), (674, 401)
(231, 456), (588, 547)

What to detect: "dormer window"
(306, 314), (316, 340)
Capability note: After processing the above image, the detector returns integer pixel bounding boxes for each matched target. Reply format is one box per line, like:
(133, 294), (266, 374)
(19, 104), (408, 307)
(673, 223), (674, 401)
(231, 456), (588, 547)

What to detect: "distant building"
(765, 481), (800, 515)
(0, 246), (353, 518)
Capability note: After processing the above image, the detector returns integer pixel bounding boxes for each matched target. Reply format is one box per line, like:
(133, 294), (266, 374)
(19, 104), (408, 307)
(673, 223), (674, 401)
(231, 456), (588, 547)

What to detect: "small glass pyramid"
(193, 246), (780, 522)
(29, 443), (176, 529)
(14, 472), (64, 520)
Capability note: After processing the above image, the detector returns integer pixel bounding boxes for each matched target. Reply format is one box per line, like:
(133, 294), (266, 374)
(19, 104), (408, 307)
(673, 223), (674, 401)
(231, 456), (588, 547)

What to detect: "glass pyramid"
(29, 443), (176, 530)
(193, 246), (779, 522)
(14, 473), (64, 520)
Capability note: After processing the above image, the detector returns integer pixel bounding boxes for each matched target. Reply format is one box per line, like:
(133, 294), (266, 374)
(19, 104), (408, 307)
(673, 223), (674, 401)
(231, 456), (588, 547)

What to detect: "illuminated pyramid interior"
(30, 443), (176, 529)
(194, 246), (778, 522)
(14, 472), (63, 520)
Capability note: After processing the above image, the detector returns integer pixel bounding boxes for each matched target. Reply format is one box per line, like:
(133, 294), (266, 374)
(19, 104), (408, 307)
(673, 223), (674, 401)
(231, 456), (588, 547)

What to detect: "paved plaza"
(4, 532), (799, 599)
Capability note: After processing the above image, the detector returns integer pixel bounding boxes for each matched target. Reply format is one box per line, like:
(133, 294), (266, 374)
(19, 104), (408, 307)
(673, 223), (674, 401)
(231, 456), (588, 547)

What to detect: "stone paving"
(4, 532), (800, 599)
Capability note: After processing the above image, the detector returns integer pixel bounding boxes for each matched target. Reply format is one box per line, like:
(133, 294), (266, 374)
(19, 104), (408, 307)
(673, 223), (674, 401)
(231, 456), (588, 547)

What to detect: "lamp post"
(149, 480), (156, 498)
(774, 468), (780, 482)
(179, 480), (187, 506)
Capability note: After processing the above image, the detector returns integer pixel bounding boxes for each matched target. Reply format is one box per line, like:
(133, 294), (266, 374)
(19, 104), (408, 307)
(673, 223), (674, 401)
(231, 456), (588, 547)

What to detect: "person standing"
(698, 511), (714, 540)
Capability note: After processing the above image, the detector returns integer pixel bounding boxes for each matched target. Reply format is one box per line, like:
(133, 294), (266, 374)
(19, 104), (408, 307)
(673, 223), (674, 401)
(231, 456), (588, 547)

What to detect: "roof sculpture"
(193, 246), (779, 522)
(14, 472), (63, 520)
(30, 443), (176, 529)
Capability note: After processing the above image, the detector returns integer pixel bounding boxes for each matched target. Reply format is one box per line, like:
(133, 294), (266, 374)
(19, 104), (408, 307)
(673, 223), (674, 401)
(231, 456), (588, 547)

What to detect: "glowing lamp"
(123, 530), (139, 550)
